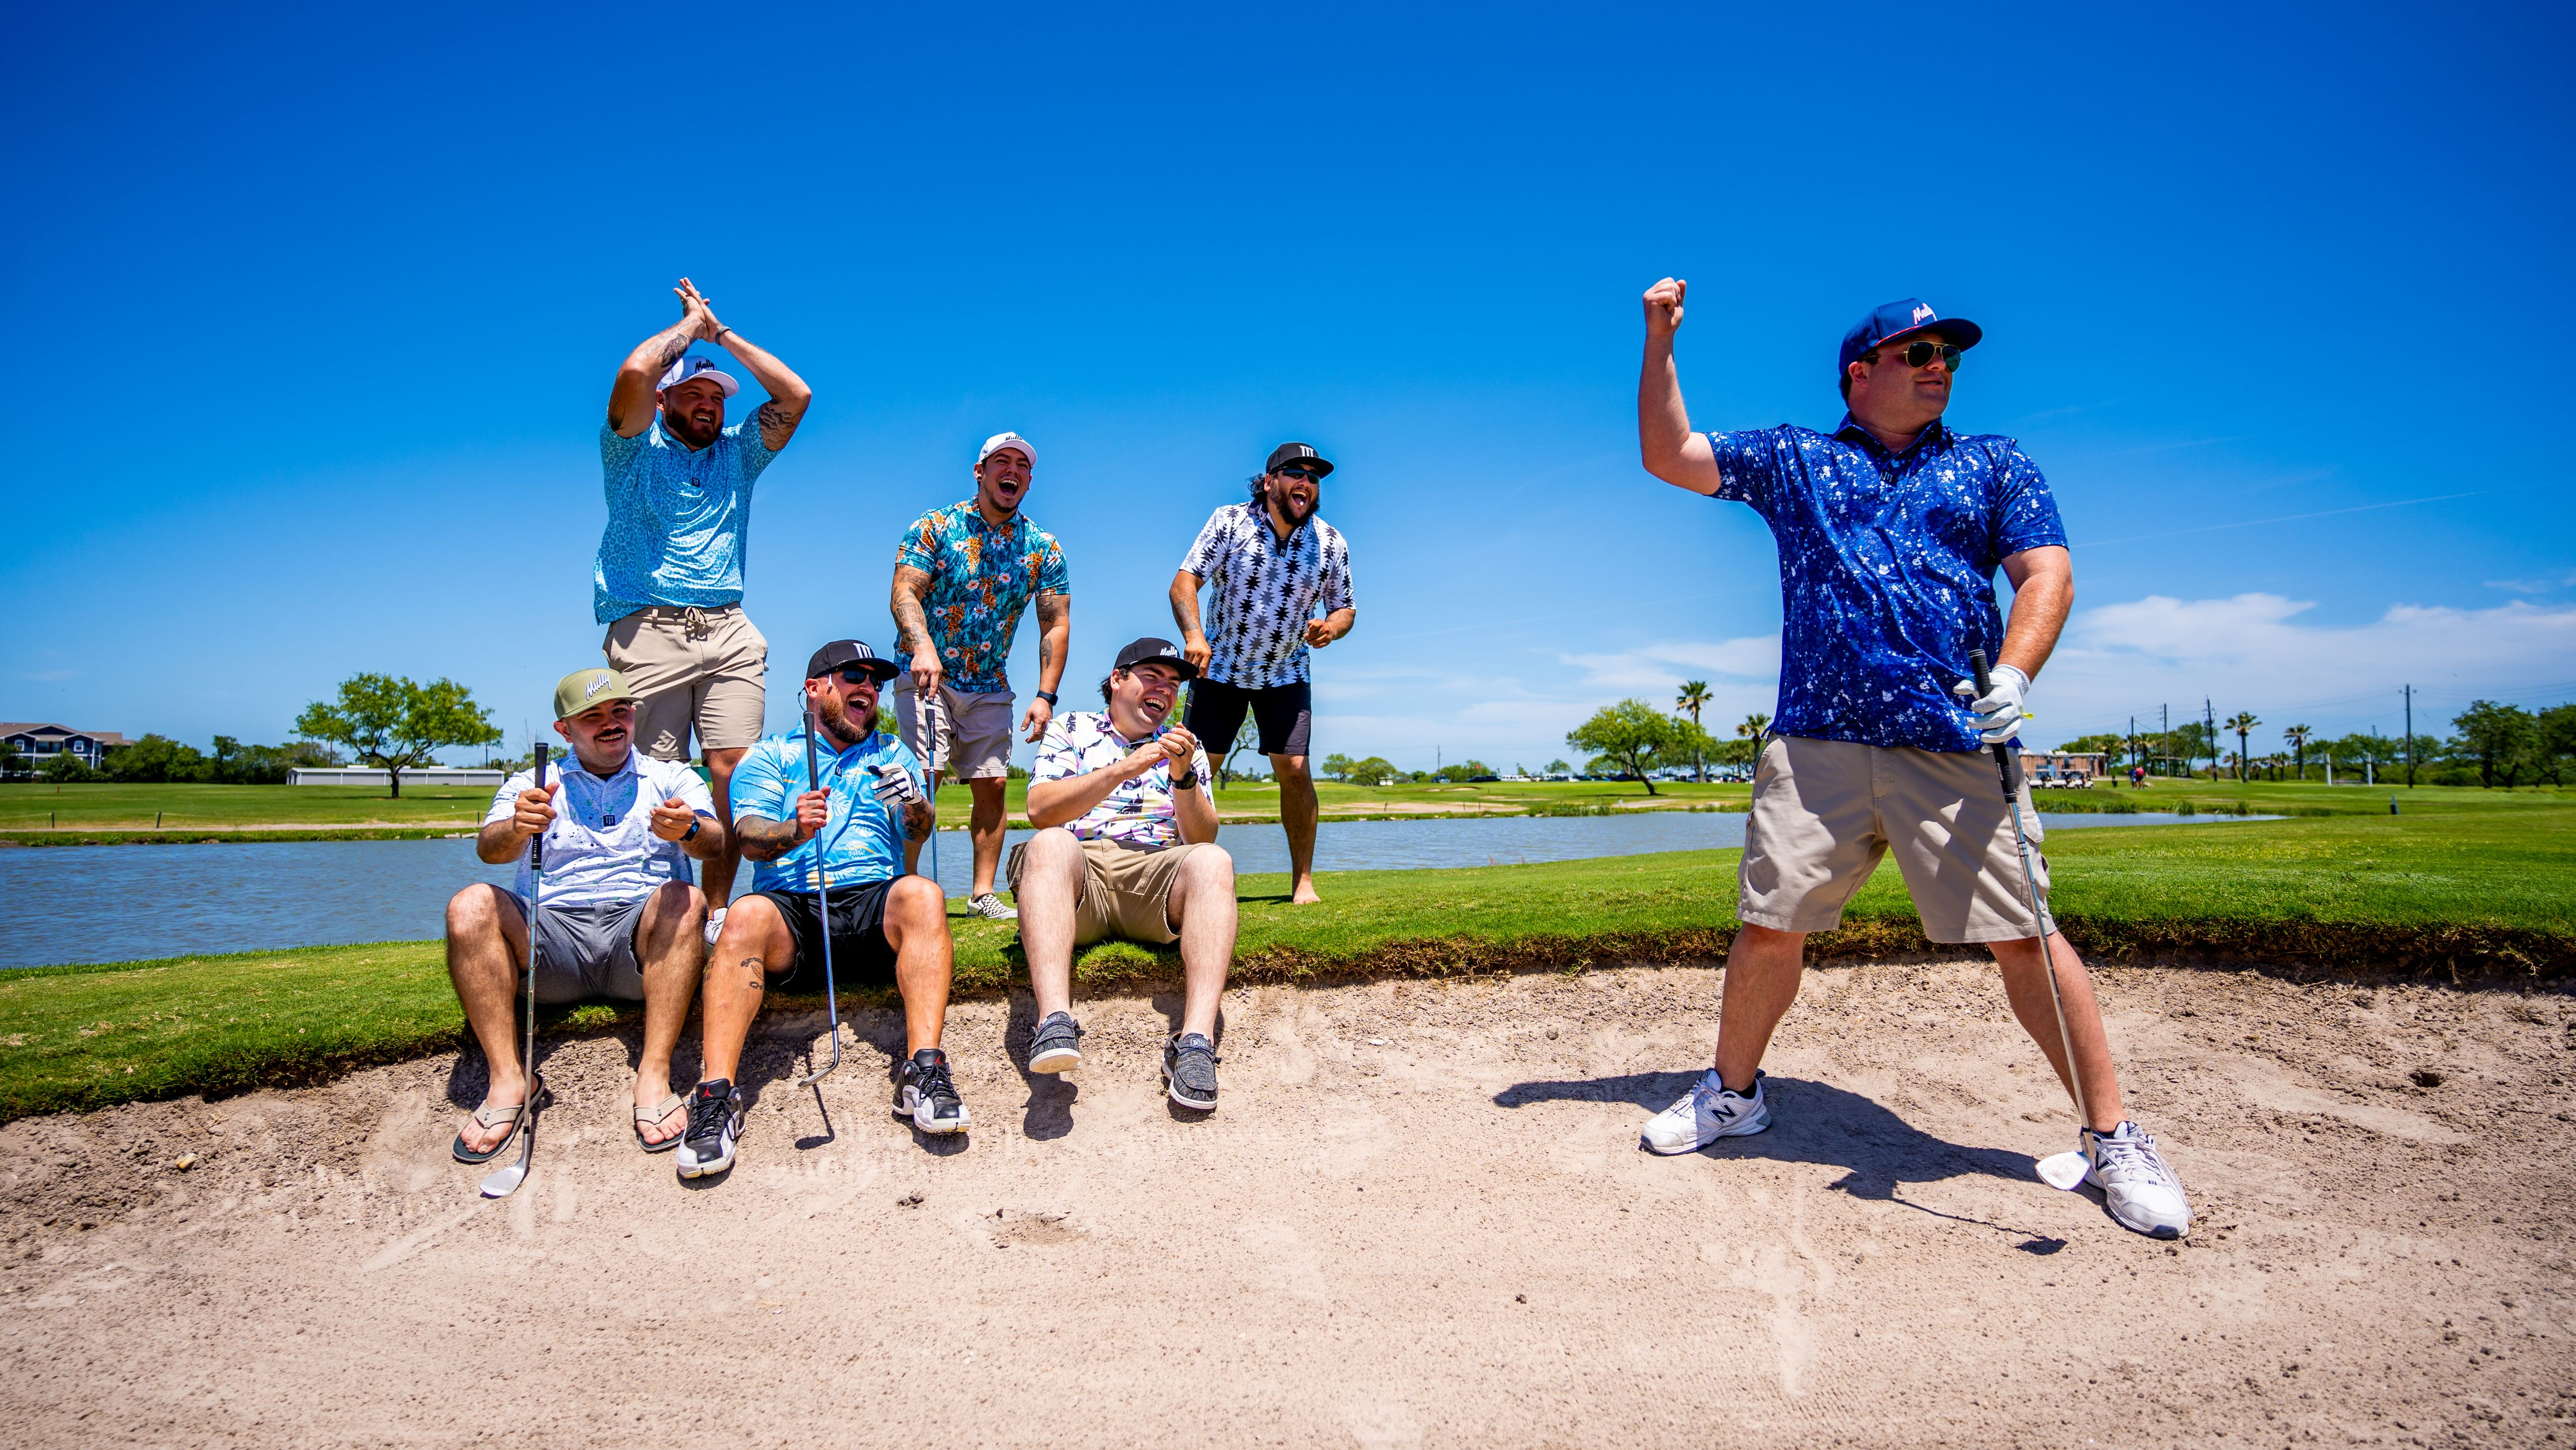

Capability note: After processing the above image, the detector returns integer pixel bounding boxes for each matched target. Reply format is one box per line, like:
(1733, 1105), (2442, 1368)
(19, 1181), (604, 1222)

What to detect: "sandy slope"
(2, 960), (2569, 1448)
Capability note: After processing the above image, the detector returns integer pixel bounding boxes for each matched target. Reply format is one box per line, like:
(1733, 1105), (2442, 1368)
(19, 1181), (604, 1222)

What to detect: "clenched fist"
(1643, 277), (1687, 335)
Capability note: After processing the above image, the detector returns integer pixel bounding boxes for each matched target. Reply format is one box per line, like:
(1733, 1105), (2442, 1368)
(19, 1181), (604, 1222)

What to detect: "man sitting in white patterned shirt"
(1006, 637), (1233, 1112)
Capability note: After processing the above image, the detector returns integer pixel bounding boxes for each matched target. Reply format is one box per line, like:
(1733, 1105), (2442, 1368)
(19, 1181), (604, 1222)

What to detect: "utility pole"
(2403, 685), (2414, 788)
(2204, 698), (2216, 780)
(2161, 703), (2169, 777)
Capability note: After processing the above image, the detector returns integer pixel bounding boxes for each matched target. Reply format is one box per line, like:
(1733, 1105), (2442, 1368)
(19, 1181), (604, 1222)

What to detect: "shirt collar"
(795, 725), (885, 764)
(956, 499), (1019, 535)
(570, 749), (638, 785)
(1832, 414), (1953, 459)
(1246, 498), (1310, 543)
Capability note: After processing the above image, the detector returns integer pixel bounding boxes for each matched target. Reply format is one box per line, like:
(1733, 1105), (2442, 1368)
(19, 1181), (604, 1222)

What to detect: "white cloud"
(2484, 571), (2576, 595)
(1560, 634), (1780, 691)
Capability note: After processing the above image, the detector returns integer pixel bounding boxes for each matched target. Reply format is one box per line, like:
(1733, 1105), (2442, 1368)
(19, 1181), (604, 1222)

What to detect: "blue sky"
(7, 4), (2572, 770)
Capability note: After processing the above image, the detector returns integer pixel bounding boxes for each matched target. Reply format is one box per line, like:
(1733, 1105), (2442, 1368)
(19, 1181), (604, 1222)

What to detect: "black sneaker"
(1162, 1032), (1219, 1112)
(1028, 1010), (1084, 1074)
(676, 1078), (742, 1179)
(893, 1047), (969, 1134)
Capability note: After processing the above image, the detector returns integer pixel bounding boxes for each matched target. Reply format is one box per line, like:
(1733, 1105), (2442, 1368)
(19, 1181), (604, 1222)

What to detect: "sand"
(2, 959), (2568, 1448)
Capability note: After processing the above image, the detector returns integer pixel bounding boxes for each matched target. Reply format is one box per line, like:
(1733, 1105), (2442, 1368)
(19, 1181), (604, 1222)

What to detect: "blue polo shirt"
(1707, 417), (2067, 754)
(592, 416), (781, 624)
(727, 726), (924, 894)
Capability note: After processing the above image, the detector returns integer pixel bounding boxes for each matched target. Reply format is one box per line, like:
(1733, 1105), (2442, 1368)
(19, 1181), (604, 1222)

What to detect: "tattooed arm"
(608, 281), (715, 438)
(733, 786), (826, 862)
(1024, 590), (1071, 741)
(722, 334), (813, 451)
(891, 564), (944, 696)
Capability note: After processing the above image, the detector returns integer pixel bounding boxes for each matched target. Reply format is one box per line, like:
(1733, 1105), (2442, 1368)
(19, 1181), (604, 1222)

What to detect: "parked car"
(1467, 774), (1500, 782)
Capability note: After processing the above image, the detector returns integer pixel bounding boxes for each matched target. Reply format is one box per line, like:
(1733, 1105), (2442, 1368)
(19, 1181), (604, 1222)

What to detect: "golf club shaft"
(524, 744), (548, 1097)
(1971, 650), (2090, 1130)
(802, 703), (840, 1080)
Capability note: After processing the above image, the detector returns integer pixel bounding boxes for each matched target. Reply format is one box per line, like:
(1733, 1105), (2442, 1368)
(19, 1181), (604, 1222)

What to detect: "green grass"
(3, 801), (2570, 1121)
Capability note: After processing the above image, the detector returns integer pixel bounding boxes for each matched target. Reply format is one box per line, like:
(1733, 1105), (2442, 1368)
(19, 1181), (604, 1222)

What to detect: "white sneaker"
(703, 907), (726, 947)
(2081, 1120), (2191, 1238)
(1641, 1069), (1772, 1154)
(968, 893), (1018, 922)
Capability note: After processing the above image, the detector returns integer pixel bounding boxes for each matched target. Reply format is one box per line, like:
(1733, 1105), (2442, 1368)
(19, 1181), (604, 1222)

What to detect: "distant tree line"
(2, 734), (341, 785)
(2054, 699), (2576, 789)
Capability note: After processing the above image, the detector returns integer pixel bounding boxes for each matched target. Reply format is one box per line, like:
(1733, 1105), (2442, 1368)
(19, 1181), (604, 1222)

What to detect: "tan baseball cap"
(553, 667), (640, 721)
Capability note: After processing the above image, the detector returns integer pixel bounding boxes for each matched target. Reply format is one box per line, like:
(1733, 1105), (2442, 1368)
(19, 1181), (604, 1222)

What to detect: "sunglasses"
(1876, 340), (1963, 370)
(834, 668), (883, 686)
(1275, 465), (1323, 481)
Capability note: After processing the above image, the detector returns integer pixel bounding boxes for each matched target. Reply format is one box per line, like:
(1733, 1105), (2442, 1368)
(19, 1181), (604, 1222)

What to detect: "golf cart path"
(3, 961), (2567, 1447)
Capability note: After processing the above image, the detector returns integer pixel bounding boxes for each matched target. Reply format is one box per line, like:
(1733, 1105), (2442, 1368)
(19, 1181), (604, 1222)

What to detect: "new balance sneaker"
(1641, 1069), (1772, 1154)
(1162, 1032), (1219, 1111)
(676, 1078), (743, 1179)
(893, 1048), (969, 1134)
(2081, 1120), (2192, 1238)
(1028, 1011), (1084, 1074)
(969, 893), (1018, 922)
(703, 907), (727, 947)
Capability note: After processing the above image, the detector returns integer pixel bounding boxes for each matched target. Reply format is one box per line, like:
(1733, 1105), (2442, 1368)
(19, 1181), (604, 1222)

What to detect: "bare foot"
(633, 1080), (685, 1148)
(1290, 879), (1323, 905)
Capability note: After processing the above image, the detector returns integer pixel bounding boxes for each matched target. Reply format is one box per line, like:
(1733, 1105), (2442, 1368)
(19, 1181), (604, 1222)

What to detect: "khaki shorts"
(1738, 735), (2052, 945)
(893, 682), (1015, 781)
(1006, 834), (1208, 947)
(603, 605), (768, 758)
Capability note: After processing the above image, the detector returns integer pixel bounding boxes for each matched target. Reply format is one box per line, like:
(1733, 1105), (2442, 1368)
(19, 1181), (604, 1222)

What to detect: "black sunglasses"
(1274, 465), (1323, 480)
(835, 668), (883, 686)
(1876, 340), (1963, 370)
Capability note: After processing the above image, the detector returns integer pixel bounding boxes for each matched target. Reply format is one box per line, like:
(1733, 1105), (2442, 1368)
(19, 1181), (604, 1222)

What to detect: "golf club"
(480, 743), (549, 1199)
(920, 687), (944, 895)
(796, 700), (842, 1086)
(1969, 650), (2093, 1194)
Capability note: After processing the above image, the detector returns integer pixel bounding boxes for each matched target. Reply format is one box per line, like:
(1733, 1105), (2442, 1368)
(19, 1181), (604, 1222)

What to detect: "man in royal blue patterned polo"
(1632, 281), (2191, 1240)
(888, 431), (1071, 921)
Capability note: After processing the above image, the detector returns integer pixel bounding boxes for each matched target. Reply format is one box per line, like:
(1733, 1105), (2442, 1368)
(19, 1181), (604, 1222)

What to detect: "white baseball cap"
(657, 355), (741, 397)
(977, 431), (1037, 468)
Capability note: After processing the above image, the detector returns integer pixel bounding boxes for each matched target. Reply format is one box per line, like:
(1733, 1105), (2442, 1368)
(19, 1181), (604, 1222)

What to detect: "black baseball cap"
(1264, 442), (1334, 479)
(805, 639), (899, 682)
(1112, 637), (1198, 682)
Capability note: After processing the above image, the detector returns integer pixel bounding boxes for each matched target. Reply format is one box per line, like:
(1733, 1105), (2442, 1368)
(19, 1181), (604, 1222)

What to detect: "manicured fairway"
(4, 803), (2567, 1121)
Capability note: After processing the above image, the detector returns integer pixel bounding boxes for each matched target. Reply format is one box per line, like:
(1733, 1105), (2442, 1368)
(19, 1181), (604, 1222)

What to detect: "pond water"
(0, 811), (2259, 969)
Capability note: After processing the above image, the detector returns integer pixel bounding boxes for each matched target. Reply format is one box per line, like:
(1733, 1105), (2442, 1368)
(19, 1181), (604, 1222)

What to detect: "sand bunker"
(2, 960), (2567, 1447)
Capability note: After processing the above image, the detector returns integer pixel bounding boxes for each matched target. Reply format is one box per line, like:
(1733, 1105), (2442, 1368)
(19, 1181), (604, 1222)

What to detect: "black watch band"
(1035, 690), (1058, 706)
(1172, 769), (1199, 790)
(682, 816), (700, 841)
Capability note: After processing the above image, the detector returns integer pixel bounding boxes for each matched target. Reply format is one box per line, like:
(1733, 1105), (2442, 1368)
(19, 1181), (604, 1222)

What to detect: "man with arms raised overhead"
(1171, 442), (1355, 905)
(1632, 283), (2191, 1239)
(446, 668), (725, 1162)
(889, 431), (1070, 919)
(597, 278), (813, 945)
(680, 641), (963, 1179)
(1010, 638), (1233, 1112)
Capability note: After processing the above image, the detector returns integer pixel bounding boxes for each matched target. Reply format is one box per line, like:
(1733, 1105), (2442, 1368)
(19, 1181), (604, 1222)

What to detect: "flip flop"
(452, 1097), (529, 1165)
(634, 1093), (687, 1153)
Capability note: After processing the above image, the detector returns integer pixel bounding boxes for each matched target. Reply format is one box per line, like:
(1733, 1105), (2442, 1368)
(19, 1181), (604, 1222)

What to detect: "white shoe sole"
(894, 1095), (969, 1134)
(676, 1144), (735, 1178)
(1029, 1047), (1081, 1074)
(1163, 1073), (1217, 1112)
(1641, 1104), (1772, 1155)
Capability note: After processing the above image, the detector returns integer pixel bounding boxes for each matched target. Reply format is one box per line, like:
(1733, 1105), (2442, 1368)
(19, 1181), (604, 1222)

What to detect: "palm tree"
(2283, 724), (2312, 781)
(1738, 711), (1770, 742)
(2225, 711), (2261, 782)
(1676, 682), (1711, 781)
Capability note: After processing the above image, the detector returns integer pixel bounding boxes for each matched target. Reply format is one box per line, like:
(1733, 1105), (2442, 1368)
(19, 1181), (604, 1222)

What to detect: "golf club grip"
(1967, 650), (2022, 795)
(802, 705), (829, 900)
(529, 744), (549, 872)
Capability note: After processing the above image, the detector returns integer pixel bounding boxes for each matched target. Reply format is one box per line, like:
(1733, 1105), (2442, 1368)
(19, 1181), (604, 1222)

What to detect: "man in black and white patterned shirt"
(1169, 441), (1357, 906)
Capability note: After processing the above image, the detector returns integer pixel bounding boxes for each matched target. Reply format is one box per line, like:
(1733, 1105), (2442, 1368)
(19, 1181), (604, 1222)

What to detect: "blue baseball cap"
(1839, 298), (1983, 373)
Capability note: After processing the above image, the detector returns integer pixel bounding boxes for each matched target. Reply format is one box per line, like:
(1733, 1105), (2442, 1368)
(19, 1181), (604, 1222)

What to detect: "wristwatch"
(1171, 768), (1199, 790)
(1035, 690), (1058, 706)
(681, 816), (700, 842)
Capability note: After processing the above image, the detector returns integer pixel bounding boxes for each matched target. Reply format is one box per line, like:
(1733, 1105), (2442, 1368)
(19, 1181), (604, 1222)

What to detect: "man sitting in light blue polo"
(678, 641), (964, 1182)
(595, 277), (816, 945)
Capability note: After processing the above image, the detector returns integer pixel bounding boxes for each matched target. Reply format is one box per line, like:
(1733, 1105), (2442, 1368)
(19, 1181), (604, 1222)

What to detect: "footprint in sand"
(1239, 1221), (1331, 1303)
(1340, 1400), (1423, 1447)
(1269, 1009), (1319, 1086)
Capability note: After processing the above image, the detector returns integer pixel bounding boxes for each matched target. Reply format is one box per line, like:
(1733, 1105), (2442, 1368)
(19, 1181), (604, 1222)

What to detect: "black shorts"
(1184, 677), (1312, 757)
(753, 880), (900, 990)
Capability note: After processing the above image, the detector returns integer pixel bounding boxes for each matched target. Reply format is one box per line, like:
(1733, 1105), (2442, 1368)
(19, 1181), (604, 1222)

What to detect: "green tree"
(1320, 752), (1357, 782)
(294, 673), (502, 798)
(1544, 758), (1571, 776)
(1567, 699), (1681, 796)
(1344, 755), (1401, 786)
(2451, 700), (2538, 789)
(2223, 711), (2261, 782)
(2054, 732), (2127, 756)
(2282, 724), (2312, 781)
(1675, 681), (1713, 781)
(103, 733), (210, 783)
(0, 741), (23, 779)
(2535, 703), (2576, 786)
(40, 749), (100, 783)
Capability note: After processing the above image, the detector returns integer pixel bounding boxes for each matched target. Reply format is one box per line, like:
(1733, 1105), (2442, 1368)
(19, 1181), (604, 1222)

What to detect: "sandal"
(452, 1095), (529, 1165)
(634, 1093), (687, 1153)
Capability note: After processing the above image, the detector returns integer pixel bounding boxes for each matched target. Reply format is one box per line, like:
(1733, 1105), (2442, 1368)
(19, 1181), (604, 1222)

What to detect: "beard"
(1269, 481), (1318, 524)
(663, 407), (722, 448)
(818, 692), (877, 746)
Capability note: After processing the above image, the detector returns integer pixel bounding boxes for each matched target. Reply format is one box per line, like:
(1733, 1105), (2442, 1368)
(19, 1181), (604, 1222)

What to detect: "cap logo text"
(585, 674), (611, 700)
(1911, 304), (1934, 324)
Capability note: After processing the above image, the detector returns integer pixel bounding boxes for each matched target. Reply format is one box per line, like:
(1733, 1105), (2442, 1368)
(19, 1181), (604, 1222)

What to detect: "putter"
(480, 743), (550, 1199)
(1970, 650), (2093, 1194)
(796, 701), (842, 1086)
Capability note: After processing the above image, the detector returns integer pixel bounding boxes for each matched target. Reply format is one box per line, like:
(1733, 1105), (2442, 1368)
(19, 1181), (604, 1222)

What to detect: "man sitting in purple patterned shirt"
(1005, 637), (1232, 1113)
(1630, 281), (2191, 1241)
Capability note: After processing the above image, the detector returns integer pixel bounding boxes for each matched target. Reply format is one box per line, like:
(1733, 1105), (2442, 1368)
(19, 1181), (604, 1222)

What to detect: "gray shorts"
(515, 895), (651, 1004)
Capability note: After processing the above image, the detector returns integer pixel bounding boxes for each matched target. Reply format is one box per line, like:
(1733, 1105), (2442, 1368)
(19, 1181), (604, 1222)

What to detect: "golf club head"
(479, 1129), (532, 1198)
(2036, 1149), (2089, 1192)
(796, 1028), (842, 1086)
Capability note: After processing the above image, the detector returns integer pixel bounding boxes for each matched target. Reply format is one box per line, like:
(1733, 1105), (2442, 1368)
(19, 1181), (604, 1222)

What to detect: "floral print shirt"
(894, 500), (1069, 694)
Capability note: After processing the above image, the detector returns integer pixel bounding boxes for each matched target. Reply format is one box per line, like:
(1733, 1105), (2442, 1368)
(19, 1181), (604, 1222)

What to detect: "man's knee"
(888, 875), (950, 931)
(1026, 827), (1084, 872)
(1272, 754), (1312, 784)
(653, 880), (706, 918)
(446, 883), (512, 937)
(1184, 844), (1236, 885)
(715, 893), (781, 952)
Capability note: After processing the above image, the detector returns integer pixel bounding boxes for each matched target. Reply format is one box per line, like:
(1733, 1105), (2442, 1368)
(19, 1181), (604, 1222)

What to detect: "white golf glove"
(869, 763), (924, 813)
(1952, 662), (2031, 745)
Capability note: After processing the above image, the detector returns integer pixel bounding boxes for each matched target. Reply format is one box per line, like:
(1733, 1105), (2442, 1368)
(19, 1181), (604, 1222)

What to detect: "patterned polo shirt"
(593, 417), (781, 624)
(1178, 501), (1354, 688)
(483, 751), (714, 910)
(894, 500), (1070, 694)
(726, 725), (925, 894)
(1706, 415), (2067, 754)
(1029, 710), (1213, 850)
